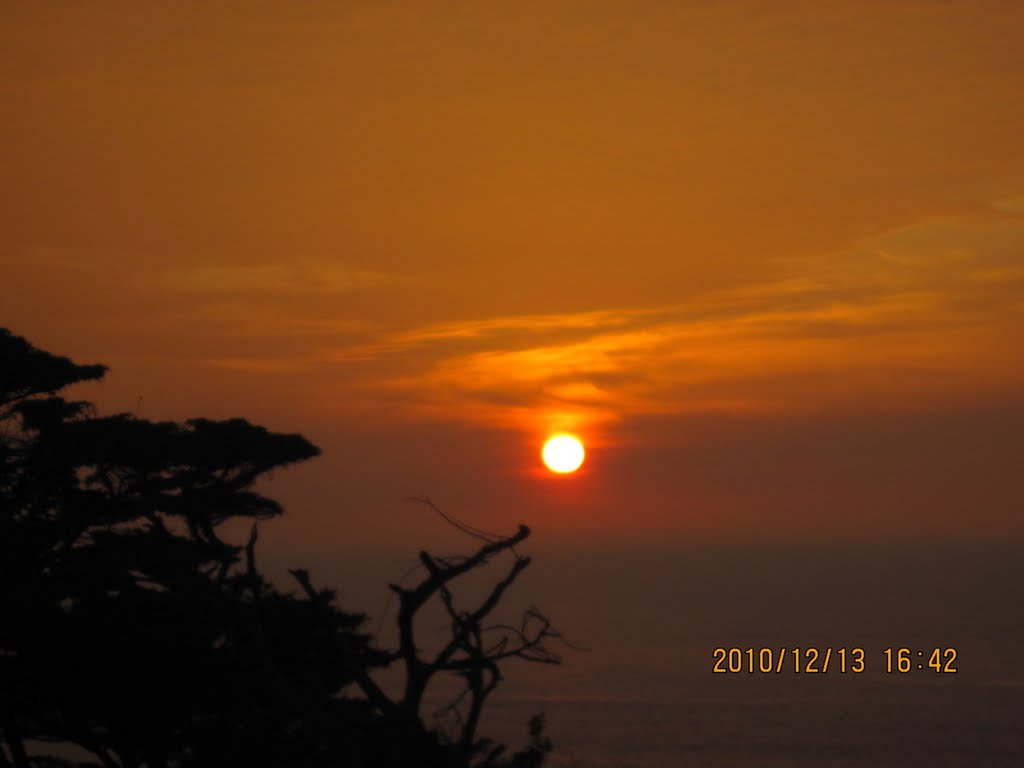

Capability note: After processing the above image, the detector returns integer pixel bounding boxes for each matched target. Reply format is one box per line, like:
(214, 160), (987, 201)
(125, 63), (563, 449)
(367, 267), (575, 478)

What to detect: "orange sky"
(3, 2), (1023, 553)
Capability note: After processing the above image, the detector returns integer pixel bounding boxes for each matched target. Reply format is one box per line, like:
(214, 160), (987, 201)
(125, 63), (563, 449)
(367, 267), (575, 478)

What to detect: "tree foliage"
(0, 329), (557, 768)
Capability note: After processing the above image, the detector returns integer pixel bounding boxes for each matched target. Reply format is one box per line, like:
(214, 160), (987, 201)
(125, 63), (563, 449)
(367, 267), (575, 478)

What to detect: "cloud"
(4, 249), (405, 307)
(292, 205), (1024, 433)
(49, 203), (1012, 436)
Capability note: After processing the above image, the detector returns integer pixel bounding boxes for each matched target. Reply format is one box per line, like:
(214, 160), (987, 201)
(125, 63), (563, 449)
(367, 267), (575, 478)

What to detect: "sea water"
(465, 541), (1024, 767)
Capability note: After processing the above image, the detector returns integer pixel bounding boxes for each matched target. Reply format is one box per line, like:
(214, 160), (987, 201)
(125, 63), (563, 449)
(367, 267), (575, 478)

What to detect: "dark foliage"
(0, 329), (556, 768)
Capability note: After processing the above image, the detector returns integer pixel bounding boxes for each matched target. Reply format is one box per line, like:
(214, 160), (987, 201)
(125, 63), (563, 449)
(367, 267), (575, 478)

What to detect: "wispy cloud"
(286, 207), (1024, 432)
(51, 205), (1011, 435)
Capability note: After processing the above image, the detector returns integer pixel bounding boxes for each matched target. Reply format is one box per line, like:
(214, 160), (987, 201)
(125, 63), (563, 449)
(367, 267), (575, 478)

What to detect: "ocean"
(337, 540), (1024, 767)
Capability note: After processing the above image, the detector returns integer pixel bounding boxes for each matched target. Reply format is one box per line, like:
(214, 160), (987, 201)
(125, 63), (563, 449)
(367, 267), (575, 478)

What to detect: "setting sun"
(542, 434), (585, 474)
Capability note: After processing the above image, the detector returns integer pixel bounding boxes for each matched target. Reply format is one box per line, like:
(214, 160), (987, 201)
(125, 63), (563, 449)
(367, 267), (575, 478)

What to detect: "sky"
(3, 1), (1023, 557)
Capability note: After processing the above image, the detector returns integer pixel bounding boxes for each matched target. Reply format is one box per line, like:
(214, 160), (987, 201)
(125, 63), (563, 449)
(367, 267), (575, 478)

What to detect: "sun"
(541, 434), (585, 474)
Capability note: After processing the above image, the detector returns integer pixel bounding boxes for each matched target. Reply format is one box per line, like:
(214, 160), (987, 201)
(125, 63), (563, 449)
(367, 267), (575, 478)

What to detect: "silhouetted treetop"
(0, 328), (107, 410)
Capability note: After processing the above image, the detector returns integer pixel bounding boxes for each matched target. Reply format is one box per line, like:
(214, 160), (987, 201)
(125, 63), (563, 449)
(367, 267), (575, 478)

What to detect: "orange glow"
(4, 3), (1024, 542)
(542, 434), (585, 474)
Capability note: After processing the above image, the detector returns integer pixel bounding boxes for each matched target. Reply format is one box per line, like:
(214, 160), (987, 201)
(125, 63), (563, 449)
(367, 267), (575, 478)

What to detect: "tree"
(0, 329), (558, 768)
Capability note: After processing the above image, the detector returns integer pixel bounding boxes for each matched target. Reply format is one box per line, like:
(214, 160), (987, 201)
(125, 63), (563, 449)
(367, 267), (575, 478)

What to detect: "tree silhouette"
(0, 329), (557, 768)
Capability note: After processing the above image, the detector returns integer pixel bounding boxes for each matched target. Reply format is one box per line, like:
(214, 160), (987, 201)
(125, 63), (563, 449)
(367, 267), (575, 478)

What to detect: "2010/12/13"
(712, 647), (866, 674)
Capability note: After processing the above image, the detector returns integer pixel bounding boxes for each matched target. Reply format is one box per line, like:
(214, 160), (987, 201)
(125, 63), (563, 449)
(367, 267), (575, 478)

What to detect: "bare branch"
(403, 496), (506, 544)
